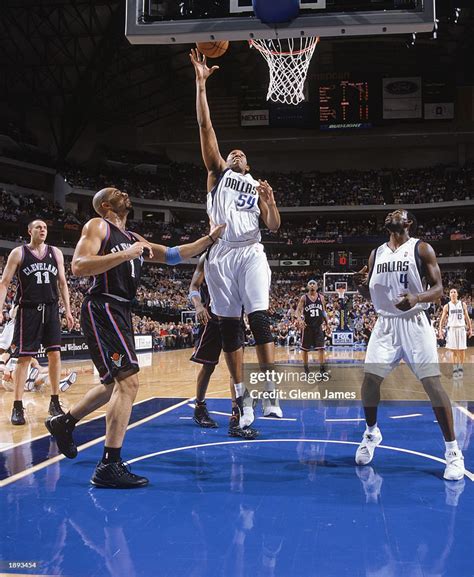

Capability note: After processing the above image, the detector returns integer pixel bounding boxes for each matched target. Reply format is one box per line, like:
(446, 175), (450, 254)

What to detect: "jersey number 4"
(236, 194), (257, 210)
(399, 273), (408, 289)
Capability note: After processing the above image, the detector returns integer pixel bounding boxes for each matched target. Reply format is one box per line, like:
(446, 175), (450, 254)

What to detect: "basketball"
(196, 41), (229, 58)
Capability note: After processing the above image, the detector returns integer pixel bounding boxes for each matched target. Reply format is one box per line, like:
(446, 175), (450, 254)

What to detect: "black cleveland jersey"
(303, 294), (324, 327)
(17, 244), (59, 304)
(88, 220), (143, 301)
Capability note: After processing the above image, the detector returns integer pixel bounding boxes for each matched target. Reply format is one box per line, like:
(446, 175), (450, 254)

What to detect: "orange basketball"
(196, 41), (229, 59)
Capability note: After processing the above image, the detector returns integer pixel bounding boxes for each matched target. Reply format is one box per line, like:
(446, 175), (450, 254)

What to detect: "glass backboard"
(126, 0), (435, 44)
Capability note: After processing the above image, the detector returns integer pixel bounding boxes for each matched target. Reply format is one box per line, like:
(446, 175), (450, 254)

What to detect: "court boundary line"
(0, 395), (160, 453)
(0, 397), (194, 488)
(127, 438), (474, 482)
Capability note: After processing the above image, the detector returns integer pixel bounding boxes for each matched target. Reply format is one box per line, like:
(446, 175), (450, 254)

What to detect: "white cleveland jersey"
(207, 168), (261, 243)
(369, 237), (429, 317)
(447, 301), (465, 328)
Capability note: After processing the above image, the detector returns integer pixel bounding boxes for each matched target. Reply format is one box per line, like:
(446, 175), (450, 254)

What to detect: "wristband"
(165, 246), (182, 265)
(189, 290), (201, 303)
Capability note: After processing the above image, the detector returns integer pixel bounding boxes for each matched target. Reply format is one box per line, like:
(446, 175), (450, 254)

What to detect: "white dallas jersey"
(207, 168), (261, 243)
(369, 237), (429, 317)
(447, 301), (465, 328)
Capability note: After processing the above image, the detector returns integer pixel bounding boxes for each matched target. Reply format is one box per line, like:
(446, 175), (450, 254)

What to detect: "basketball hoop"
(249, 36), (319, 105)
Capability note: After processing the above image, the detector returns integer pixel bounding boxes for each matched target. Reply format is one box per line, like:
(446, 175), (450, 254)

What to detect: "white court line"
(455, 405), (474, 420)
(326, 418), (366, 422)
(0, 395), (161, 453)
(390, 413), (423, 420)
(0, 397), (194, 488)
(179, 417), (193, 420)
(127, 438), (474, 482)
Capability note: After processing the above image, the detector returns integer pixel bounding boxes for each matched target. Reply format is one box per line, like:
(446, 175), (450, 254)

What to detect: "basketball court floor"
(1, 347), (473, 577)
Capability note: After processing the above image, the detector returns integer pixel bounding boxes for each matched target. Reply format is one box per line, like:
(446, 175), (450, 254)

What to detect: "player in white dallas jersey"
(354, 209), (464, 481)
(438, 288), (472, 379)
(190, 48), (282, 431)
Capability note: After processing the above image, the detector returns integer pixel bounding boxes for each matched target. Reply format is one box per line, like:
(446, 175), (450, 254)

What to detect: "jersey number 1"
(35, 271), (50, 284)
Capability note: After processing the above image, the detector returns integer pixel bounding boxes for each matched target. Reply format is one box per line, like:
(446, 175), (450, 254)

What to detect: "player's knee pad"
(219, 318), (244, 353)
(248, 310), (273, 345)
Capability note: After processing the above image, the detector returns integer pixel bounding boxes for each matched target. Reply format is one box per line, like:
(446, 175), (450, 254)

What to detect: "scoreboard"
(319, 80), (371, 129)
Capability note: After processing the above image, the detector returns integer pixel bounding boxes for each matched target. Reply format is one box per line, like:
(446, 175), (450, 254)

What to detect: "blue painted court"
(1, 398), (473, 577)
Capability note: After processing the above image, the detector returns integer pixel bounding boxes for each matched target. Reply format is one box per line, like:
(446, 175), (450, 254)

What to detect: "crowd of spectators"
(62, 161), (474, 207)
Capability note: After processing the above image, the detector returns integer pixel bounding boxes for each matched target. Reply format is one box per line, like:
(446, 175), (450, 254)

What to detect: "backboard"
(323, 272), (357, 295)
(126, 0), (436, 45)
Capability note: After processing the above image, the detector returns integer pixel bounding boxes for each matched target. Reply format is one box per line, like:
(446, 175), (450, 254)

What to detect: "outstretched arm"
(134, 223), (226, 264)
(190, 48), (227, 189)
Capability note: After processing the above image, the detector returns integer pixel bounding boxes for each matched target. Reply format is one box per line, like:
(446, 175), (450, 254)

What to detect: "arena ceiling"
(0, 1), (472, 163)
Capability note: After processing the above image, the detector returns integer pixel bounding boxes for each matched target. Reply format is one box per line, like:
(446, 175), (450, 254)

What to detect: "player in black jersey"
(189, 254), (258, 439)
(0, 220), (74, 425)
(45, 187), (225, 488)
(295, 280), (330, 374)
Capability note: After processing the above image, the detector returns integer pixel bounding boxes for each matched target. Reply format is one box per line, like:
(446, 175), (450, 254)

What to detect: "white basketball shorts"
(204, 240), (271, 318)
(365, 311), (440, 380)
(0, 320), (15, 351)
(445, 326), (467, 350)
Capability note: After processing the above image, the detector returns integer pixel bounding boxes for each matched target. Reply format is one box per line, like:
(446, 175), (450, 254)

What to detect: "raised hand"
(190, 48), (219, 83)
(257, 179), (275, 205)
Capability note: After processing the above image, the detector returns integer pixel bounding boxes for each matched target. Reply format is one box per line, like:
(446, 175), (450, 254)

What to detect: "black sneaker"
(11, 405), (25, 426)
(48, 399), (65, 417)
(45, 415), (77, 459)
(91, 460), (149, 488)
(193, 402), (218, 428)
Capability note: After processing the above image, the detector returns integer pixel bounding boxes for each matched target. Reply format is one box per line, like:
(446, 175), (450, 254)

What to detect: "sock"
(445, 440), (459, 452)
(102, 446), (122, 464)
(234, 382), (244, 398)
(50, 394), (59, 403)
(13, 400), (23, 409)
(196, 399), (206, 406)
(367, 423), (378, 434)
(61, 411), (79, 429)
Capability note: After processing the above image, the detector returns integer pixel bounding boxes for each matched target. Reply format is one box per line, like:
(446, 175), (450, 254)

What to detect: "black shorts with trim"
(301, 325), (325, 351)
(81, 295), (139, 385)
(190, 315), (222, 365)
(13, 302), (62, 357)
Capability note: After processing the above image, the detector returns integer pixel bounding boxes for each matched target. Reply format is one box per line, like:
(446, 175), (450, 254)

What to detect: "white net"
(250, 36), (319, 105)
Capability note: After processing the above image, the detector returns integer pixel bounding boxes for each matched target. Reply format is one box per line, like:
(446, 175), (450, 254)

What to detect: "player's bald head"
(93, 188), (116, 216)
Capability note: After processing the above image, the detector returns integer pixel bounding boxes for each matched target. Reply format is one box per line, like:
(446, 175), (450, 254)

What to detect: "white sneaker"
(240, 405), (255, 428)
(443, 449), (465, 481)
(355, 428), (383, 465)
(60, 371), (77, 393)
(24, 367), (39, 391)
(262, 398), (283, 418)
